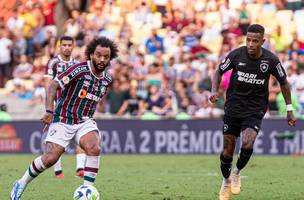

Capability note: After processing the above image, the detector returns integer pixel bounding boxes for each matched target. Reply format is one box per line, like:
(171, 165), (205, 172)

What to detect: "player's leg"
(79, 131), (101, 185)
(53, 156), (64, 179)
(219, 134), (237, 200)
(10, 142), (64, 200)
(219, 115), (240, 200)
(231, 127), (257, 195)
(10, 122), (73, 200)
(75, 145), (86, 177)
(76, 119), (101, 186)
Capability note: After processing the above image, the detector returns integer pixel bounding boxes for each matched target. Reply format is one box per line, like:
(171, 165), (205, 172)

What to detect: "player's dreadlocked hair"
(85, 37), (119, 60)
(247, 24), (265, 35)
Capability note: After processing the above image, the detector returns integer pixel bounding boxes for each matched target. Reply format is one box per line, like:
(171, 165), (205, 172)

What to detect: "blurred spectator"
(11, 79), (33, 100)
(146, 84), (171, 116)
(117, 87), (145, 116)
(13, 55), (33, 79)
(145, 29), (164, 55)
(0, 104), (12, 122)
(107, 79), (128, 114)
(1, 0), (304, 119)
(18, 4), (38, 57)
(0, 28), (13, 88)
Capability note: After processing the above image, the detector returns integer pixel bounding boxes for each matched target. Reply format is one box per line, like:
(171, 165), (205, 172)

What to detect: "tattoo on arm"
(280, 80), (292, 105)
(46, 80), (59, 111)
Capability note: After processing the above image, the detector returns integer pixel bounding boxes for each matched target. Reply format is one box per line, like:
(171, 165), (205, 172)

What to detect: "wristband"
(46, 109), (54, 114)
(286, 104), (293, 112)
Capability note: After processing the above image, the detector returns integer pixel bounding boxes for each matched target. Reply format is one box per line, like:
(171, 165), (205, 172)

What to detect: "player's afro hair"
(247, 24), (265, 35)
(85, 37), (119, 60)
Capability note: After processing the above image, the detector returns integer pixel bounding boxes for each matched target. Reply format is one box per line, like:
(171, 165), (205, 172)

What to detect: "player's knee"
(222, 150), (233, 159)
(85, 143), (101, 156)
(42, 153), (60, 168)
(241, 143), (253, 151)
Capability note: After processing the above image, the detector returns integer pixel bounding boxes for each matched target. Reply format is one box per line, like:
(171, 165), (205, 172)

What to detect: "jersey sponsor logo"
(70, 66), (87, 78)
(220, 58), (231, 71)
(276, 63), (284, 77)
(79, 89), (101, 102)
(238, 62), (246, 66)
(237, 71), (265, 85)
(260, 63), (269, 73)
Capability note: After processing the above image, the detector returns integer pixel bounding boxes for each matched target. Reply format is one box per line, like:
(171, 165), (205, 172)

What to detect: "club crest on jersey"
(102, 80), (109, 86)
(83, 80), (90, 87)
(100, 86), (106, 95)
(223, 124), (228, 132)
(62, 76), (70, 84)
(260, 63), (268, 73)
(84, 75), (92, 80)
(48, 69), (53, 75)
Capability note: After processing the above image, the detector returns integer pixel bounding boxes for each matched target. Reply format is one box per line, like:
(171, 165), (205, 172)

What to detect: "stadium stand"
(0, 0), (304, 120)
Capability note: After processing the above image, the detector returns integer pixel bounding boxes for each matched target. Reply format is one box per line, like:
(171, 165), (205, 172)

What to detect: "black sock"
(54, 170), (63, 175)
(236, 148), (253, 170)
(220, 152), (233, 179)
(76, 168), (84, 172)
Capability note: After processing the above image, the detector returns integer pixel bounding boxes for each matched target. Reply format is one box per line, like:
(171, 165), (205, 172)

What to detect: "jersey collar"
(58, 55), (73, 63)
(87, 60), (105, 79)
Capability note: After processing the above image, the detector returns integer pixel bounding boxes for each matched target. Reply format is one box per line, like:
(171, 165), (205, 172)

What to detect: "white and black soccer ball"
(73, 185), (100, 200)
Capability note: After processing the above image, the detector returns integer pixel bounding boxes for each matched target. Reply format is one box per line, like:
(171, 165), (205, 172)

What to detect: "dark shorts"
(223, 114), (263, 137)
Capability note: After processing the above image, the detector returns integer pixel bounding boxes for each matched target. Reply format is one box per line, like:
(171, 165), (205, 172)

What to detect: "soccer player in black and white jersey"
(44, 36), (86, 179)
(209, 24), (296, 200)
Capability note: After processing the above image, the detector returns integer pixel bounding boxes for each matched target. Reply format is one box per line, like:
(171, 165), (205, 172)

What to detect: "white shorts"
(45, 119), (99, 148)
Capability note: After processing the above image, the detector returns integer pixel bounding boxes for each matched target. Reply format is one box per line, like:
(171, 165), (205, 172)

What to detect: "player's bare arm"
(209, 69), (222, 103)
(41, 80), (60, 125)
(280, 80), (296, 126)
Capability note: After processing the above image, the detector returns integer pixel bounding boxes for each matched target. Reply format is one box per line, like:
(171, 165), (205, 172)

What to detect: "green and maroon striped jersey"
(53, 61), (112, 124)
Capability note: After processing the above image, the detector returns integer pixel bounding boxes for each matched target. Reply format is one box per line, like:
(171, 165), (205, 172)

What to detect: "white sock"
(54, 157), (62, 173)
(19, 156), (46, 186)
(234, 167), (241, 175)
(223, 178), (230, 185)
(76, 153), (86, 170)
(84, 156), (100, 186)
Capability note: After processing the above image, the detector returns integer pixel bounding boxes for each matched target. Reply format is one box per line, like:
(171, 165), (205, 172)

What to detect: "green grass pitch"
(1, 155), (303, 200)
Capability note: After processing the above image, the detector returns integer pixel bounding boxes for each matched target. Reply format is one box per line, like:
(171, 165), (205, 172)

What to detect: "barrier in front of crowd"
(0, 119), (303, 155)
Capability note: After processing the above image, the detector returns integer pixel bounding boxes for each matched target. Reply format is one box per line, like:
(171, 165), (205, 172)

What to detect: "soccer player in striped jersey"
(10, 37), (118, 200)
(44, 36), (86, 179)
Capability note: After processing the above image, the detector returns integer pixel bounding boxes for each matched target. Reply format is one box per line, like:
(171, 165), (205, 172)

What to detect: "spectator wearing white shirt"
(0, 28), (13, 88)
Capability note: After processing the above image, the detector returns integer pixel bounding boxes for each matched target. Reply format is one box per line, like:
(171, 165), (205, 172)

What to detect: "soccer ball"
(73, 185), (100, 200)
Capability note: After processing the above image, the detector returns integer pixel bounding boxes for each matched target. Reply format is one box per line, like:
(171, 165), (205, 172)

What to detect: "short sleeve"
(270, 58), (287, 84)
(44, 58), (58, 79)
(218, 49), (238, 75)
(55, 64), (88, 89)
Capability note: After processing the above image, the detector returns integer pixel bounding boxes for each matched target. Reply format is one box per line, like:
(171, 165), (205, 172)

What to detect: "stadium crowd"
(0, 0), (304, 120)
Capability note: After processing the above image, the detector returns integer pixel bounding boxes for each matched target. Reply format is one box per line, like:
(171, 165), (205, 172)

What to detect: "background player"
(209, 24), (296, 200)
(10, 36), (118, 200)
(44, 35), (86, 178)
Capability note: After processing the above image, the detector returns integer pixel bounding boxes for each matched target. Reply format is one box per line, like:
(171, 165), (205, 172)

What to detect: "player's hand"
(287, 111), (296, 127)
(41, 112), (53, 126)
(209, 92), (219, 103)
